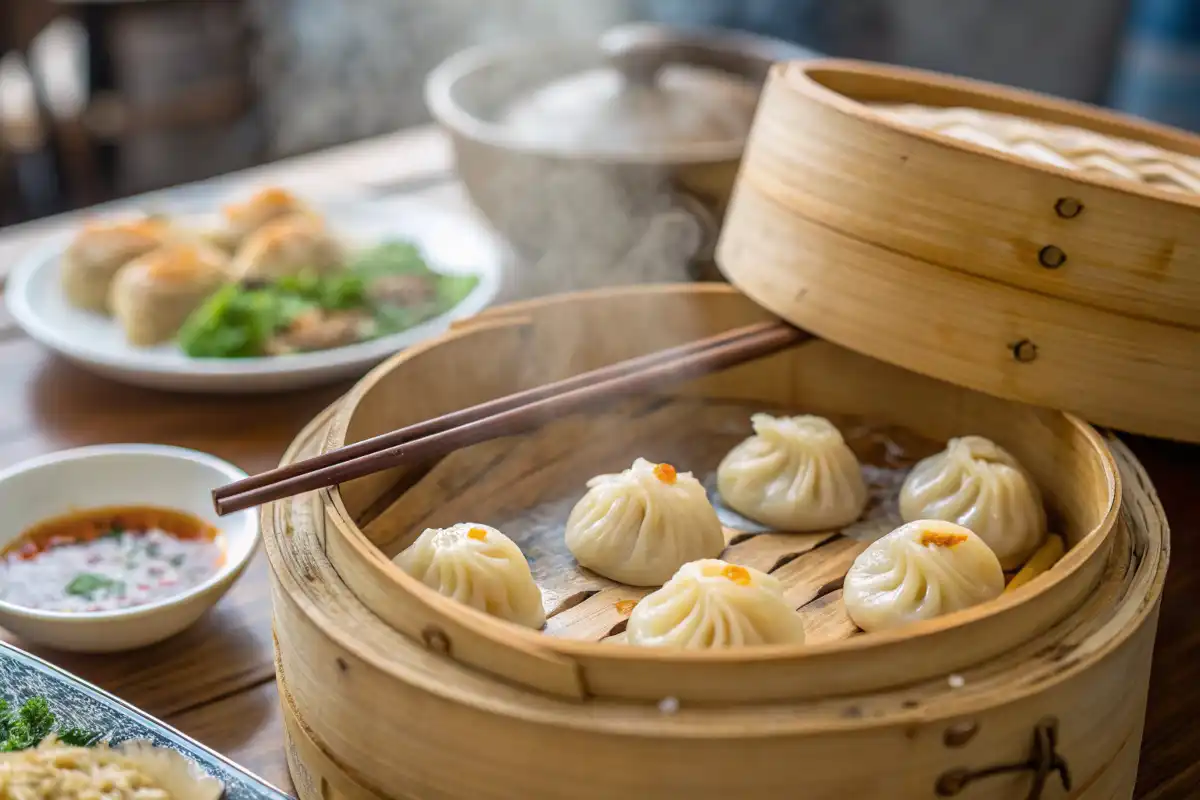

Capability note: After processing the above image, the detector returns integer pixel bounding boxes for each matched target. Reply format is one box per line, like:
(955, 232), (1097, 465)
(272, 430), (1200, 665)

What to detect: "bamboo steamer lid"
(716, 59), (1200, 443)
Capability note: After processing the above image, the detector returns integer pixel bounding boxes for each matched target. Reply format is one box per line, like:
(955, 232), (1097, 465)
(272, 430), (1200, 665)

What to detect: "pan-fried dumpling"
(394, 523), (545, 629)
(216, 187), (311, 251)
(565, 458), (725, 586)
(843, 519), (1004, 633)
(899, 436), (1047, 569)
(229, 215), (343, 282)
(61, 218), (173, 313)
(627, 559), (806, 648)
(109, 243), (229, 346)
(717, 414), (868, 531)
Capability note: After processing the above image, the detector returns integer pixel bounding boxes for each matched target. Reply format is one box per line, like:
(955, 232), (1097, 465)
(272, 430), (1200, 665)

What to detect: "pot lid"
(481, 24), (814, 158)
(499, 63), (759, 154)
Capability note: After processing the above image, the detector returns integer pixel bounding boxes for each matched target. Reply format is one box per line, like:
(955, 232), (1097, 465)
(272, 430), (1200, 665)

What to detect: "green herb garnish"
(57, 727), (104, 747)
(176, 240), (480, 359)
(0, 697), (55, 751)
(178, 284), (309, 359)
(0, 697), (103, 751)
(65, 573), (118, 600)
(349, 241), (428, 280)
(275, 271), (366, 310)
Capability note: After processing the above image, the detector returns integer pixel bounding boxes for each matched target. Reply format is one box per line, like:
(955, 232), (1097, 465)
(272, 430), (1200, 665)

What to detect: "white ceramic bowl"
(0, 445), (258, 653)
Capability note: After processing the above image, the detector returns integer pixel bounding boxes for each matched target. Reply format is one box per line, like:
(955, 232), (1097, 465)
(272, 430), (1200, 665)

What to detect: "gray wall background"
(249, 0), (1131, 158)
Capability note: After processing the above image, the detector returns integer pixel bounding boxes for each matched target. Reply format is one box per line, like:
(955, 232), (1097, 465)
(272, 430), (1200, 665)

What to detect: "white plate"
(5, 196), (504, 393)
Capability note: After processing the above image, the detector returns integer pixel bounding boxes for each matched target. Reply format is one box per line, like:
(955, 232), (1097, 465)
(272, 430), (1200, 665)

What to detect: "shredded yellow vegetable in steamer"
(1005, 534), (1066, 593)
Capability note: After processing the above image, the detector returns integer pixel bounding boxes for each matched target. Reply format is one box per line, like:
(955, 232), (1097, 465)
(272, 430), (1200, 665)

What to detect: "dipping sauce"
(0, 506), (225, 614)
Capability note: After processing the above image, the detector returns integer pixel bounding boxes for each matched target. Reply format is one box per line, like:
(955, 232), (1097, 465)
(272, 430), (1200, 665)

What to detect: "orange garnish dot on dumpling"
(467, 526), (489, 541)
(919, 530), (968, 548)
(653, 463), (677, 484)
(614, 599), (638, 615)
(720, 564), (752, 586)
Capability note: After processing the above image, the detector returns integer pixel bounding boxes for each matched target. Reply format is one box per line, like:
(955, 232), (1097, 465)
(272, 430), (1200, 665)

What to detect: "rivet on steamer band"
(1012, 340), (1038, 363)
(1038, 245), (1067, 269)
(1054, 197), (1083, 218)
(422, 626), (452, 655)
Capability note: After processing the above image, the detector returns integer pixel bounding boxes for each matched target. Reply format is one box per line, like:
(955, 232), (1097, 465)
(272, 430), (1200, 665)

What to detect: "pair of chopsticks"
(212, 319), (809, 516)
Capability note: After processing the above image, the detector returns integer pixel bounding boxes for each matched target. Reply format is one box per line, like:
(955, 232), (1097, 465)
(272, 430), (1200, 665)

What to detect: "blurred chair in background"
(1, 0), (262, 225)
(0, 0), (97, 222)
(66, 0), (263, 196)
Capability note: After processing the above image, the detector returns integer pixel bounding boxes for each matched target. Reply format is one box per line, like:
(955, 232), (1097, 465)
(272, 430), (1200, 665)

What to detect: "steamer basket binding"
(261, 287), (1167, 800)
(303, 286), (1120, 704)
(716, 59), (1200, 444)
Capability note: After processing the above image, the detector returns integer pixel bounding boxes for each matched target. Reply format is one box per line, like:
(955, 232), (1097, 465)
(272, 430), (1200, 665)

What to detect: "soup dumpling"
(843, 519), (1005, 633)
(216, 187), (311, 251)
(565, 458), (725, 586)
(899, 435), (1047, 569)
(229, 215), (343, 282)
(394, 523), (545, 629)
(61, 218), (173, 313)
(627, 559), (806, 648)
(109, 243), (229, 346)
(717, 414), (868, 531)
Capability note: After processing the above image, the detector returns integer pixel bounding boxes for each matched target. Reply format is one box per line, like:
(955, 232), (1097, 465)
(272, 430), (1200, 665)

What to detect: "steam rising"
(251, 1), (761, 300)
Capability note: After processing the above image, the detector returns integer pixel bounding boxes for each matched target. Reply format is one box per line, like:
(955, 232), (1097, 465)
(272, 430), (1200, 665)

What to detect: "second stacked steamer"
(717, 59), (1200, 444)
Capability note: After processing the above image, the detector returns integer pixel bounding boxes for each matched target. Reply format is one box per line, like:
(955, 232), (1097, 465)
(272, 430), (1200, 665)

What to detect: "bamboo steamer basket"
(262, 285), (1169, 799)
(715, 59), (1200, 444)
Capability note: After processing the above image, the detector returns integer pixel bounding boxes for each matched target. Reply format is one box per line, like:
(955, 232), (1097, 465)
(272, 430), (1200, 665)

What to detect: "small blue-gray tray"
(0, 640), (290, 799)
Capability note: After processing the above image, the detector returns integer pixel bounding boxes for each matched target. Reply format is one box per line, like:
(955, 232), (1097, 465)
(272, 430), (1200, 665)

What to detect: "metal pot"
(425, 23), (815, 298)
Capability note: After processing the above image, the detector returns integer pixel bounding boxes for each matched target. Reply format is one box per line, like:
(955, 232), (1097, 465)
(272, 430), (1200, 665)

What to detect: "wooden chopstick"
(213, 319), (783, 503)
(213, 320), (809, 516)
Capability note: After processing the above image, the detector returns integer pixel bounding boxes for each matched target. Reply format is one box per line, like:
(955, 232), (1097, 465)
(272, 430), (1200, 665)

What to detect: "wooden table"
(0, 125), (1197, 799)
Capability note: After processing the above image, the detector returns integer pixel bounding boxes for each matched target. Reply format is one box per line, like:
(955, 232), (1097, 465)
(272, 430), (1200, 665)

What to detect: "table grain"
(0, 126), (1197, 799)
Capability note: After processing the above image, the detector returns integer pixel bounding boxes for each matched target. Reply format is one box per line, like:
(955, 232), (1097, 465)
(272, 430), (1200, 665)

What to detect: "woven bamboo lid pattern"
(874, 105), (1200, 194)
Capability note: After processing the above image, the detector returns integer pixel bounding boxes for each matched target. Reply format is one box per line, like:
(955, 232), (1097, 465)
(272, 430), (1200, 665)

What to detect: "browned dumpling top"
(109, 243), (230, 347)
(66, 218), (173, 269)
(230, 214), (343, 282)
(61, 217), (177, 314)
(122, 242), (230, 287)
(220, 187), (311, 245)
